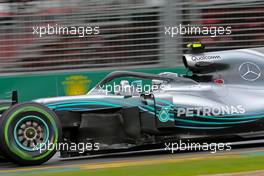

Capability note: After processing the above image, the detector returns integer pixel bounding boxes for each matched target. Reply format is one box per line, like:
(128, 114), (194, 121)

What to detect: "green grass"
(5, 155), (264, 176)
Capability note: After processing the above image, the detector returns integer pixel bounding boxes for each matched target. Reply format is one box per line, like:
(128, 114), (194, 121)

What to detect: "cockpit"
(87, 71), (198, 96)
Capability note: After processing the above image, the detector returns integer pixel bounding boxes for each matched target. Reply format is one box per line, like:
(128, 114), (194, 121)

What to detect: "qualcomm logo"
(191, 55), (221, 62)
(239, 62), (261, 81)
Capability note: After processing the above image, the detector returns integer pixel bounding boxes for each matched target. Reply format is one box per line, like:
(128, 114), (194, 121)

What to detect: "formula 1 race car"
(0, 44), (263, 165)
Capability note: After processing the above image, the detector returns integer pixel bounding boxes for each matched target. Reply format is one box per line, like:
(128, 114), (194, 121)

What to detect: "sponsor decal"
(191, 55), (221, 62)
(158, 106), (172, 122)
(239, 62), (261, 81)
(63, 75), (91, 96)
(176, 105), (246, 117)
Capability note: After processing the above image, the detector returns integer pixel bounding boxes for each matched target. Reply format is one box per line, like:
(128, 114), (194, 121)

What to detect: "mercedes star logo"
(239, 62), (261, 81)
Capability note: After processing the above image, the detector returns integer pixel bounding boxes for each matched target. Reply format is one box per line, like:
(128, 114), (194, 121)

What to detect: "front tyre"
(0, 102), (10, 114)
(0, 102), (10, 162)
(0, 102), (61, 165)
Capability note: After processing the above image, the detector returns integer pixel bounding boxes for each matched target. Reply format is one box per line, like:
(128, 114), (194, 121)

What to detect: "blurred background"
(0, 0), (263, 101)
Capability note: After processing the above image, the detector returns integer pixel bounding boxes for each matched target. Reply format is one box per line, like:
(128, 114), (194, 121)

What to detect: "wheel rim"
(14, 116), (49, 152)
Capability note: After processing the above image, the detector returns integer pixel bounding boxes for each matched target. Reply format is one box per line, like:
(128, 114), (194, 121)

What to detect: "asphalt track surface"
(0, 139), (264, 175)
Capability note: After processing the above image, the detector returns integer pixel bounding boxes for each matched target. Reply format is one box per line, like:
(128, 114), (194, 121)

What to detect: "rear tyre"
(0, 102), (61, 165)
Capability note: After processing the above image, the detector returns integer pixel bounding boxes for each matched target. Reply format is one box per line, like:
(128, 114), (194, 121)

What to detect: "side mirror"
(140, 94), (155, 105)
(140, 94), (157, 116)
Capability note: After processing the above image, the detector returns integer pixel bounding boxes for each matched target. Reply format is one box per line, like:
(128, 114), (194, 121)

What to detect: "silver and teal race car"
(0, 45), (263, 165)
